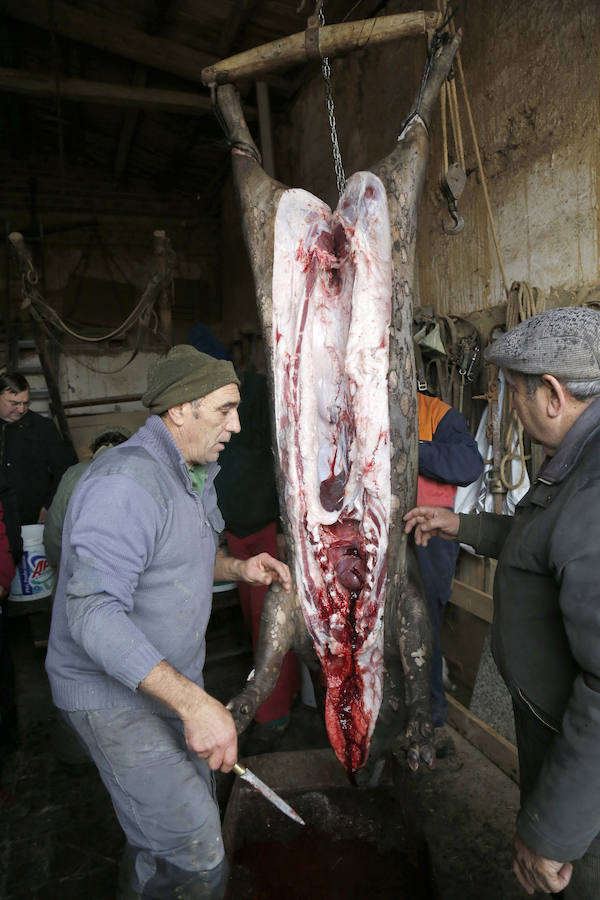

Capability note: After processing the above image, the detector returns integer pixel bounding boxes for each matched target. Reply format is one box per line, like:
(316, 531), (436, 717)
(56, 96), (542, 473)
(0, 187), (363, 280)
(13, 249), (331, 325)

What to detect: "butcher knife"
(232, 762), (305, 825)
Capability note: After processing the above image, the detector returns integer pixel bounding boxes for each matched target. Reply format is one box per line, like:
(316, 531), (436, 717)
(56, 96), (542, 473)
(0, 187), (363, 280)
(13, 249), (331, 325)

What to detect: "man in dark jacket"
(216, 368), (299, 747)
(0, 372), (77, 525)
(404, 306), (600, 898)
(0, 473), (20, 768)
(416, 391), (483, 747)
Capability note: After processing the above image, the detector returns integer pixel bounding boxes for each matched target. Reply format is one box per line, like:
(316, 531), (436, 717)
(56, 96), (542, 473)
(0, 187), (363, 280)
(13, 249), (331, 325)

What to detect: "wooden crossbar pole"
(201, 11), (442, 86)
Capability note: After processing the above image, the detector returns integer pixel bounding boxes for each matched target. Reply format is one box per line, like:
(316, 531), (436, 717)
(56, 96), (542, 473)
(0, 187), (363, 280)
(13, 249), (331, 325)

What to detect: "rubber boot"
(117, 849), (229, 900)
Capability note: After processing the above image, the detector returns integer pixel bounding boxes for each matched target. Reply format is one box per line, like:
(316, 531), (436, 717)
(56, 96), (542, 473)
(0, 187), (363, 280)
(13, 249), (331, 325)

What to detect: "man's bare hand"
(138, 660), (238, 772)
(403, 506), (460, 547)
(512, 834), (572, 895)
(181, 690), (238, 773)
(239, 552), (292, 594)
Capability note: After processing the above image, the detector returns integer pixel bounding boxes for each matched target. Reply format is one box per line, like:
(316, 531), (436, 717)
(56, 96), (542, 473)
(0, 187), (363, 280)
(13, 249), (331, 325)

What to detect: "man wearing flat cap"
(404, 306), (600, 898)
(46, 346), (291, 899)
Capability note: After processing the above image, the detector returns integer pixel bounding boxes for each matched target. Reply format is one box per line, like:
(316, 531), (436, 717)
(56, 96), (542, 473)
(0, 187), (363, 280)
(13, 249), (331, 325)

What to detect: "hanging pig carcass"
(210, 28), (461, 777)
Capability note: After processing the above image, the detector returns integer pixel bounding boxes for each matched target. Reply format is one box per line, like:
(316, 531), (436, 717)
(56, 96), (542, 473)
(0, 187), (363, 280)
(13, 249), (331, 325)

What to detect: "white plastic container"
(9, 524), (55, 602)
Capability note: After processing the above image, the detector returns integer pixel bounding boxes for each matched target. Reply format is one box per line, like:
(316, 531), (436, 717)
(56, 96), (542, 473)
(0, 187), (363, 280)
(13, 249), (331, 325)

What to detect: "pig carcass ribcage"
(273, 172), (392, 772)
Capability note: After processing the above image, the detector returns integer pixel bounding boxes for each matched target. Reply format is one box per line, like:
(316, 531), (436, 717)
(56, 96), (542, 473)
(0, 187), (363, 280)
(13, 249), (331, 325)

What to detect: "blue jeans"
(64, 707), (227, 899)
(416, 537), (459, 728)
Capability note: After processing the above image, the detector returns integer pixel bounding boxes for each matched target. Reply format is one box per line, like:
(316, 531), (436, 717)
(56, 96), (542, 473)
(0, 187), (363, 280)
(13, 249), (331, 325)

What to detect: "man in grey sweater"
(404, 307), (600, 899)
(46, 346), (291, 900)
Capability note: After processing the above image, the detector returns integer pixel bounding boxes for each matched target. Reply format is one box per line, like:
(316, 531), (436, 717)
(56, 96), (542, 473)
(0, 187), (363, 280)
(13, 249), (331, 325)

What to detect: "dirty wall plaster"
(223, 0), (599, 326)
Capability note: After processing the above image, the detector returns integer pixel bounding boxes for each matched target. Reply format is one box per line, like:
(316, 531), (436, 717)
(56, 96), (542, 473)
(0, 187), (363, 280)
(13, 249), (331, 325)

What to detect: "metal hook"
(440, 164), (466, 235)
(442, 197), (464, 234)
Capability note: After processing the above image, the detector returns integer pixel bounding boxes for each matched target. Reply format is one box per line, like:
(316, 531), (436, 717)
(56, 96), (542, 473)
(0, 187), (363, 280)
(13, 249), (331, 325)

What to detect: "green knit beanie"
(142, 346), (240, 415)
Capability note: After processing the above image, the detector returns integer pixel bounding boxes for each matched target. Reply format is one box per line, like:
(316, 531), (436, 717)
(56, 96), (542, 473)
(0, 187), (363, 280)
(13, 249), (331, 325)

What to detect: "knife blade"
(232, 762), (305, 825)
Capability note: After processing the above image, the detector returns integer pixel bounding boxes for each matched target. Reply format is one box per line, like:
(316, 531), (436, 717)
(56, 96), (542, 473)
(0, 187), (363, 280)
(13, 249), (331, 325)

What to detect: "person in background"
(45, 346), (292, 900)
(43, 424), (132, 772)
(416, 390), (484, 755)
(215, 339), (299, 752)
(0, 372), (76, 525)
(0, 486), (19, 779)
(405, 307), (600, 898)
(44, 425), (131, 569)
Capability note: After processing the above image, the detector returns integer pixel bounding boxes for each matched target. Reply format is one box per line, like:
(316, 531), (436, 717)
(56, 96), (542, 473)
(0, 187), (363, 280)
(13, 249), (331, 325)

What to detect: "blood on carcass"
(272, 172), (392, 772)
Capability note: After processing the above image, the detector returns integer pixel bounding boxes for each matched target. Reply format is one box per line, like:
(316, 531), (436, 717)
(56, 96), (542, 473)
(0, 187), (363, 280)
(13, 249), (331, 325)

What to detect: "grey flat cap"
(484, 306), (600, 381)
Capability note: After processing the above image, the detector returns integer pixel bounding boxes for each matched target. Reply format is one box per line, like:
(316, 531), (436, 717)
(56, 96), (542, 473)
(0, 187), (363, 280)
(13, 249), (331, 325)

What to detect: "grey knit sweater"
(45, 415), (223, 713)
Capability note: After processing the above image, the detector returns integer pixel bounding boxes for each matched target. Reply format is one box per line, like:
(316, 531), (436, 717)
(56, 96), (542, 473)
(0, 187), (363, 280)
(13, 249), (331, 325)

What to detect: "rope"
(447, 75), (465, 169)
(34, 310), (146, 376)
(440, 82), (449, 177)
(22, 276), (162, 343)
(499, 281), (546, 490)
(454, 50), (509, 296)
(437, 1), (510, 297)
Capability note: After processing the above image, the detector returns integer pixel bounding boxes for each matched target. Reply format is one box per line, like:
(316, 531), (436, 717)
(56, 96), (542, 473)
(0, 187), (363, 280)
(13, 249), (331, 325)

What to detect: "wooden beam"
(324, 0), (386, 28)
(8, 232), (75, 453)
(154, 230), (173, 348)
(114, 65), (148, 181)
(447, 695), (519, 784)
(62, 394), (142, 410)
(2, 0), (290, 96)
(0, 67), (215, 116)
(217, 0), (262, 58)
(114, 1), (173, 184)
(3, 0), (216, 84)
(201, 11), (441, 85)
(449, 579), (494, 624)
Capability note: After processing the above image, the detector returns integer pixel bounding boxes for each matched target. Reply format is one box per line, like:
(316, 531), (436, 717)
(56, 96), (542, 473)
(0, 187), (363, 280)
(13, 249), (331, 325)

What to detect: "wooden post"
(7, 232), (75, 454)
(153, 230), (173, 348)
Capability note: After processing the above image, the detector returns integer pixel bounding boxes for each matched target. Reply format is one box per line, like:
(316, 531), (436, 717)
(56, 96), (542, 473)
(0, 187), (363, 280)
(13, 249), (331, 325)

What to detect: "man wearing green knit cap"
(46, 344), (291, 900)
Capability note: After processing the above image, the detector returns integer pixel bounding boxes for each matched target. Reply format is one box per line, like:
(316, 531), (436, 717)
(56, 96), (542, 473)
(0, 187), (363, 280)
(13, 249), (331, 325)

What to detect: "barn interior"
(0, 0), (597, 897)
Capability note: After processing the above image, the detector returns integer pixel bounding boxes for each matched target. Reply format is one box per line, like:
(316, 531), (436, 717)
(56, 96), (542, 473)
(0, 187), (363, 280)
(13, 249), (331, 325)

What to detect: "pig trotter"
(384, 548), (435, 771)
(403, 703), (435, 771)
(227, 582), (308, 735)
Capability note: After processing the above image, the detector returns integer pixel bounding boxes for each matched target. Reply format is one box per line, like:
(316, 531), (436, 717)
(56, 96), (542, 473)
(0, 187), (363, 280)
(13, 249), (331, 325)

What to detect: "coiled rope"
(499, 282), (546, 490)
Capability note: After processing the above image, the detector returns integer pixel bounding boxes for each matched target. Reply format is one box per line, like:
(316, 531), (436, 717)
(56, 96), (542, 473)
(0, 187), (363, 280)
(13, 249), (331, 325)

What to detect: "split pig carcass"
(215, 30), (461, 780)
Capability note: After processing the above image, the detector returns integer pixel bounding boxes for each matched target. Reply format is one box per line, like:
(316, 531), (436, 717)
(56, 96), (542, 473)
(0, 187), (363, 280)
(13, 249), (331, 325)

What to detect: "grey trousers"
(64, 707), (228, 899)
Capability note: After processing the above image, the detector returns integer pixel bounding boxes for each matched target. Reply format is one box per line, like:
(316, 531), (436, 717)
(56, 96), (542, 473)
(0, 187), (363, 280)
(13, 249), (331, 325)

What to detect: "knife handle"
(232, 762), (246, 776)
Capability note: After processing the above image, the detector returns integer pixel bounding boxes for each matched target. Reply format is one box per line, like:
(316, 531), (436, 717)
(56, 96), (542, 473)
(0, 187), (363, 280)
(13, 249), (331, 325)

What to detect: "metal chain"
(319, 7), (346, 196)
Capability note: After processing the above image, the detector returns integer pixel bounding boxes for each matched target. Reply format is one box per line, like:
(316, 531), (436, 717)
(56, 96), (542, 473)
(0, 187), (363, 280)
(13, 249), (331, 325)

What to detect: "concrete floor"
(0, 602), (524, 899)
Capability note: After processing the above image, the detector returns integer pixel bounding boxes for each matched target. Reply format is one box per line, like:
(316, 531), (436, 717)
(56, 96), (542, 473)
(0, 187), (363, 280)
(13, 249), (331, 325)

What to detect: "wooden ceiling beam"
(114, 1), (174, 183)
(3, 0), (217, 84)
(0, 66), (224, 116)
(3, 0), (291, 95)
(114, 65), (148, 181)
(152, 0), (264, 198)
(217, 0), (262, 58)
